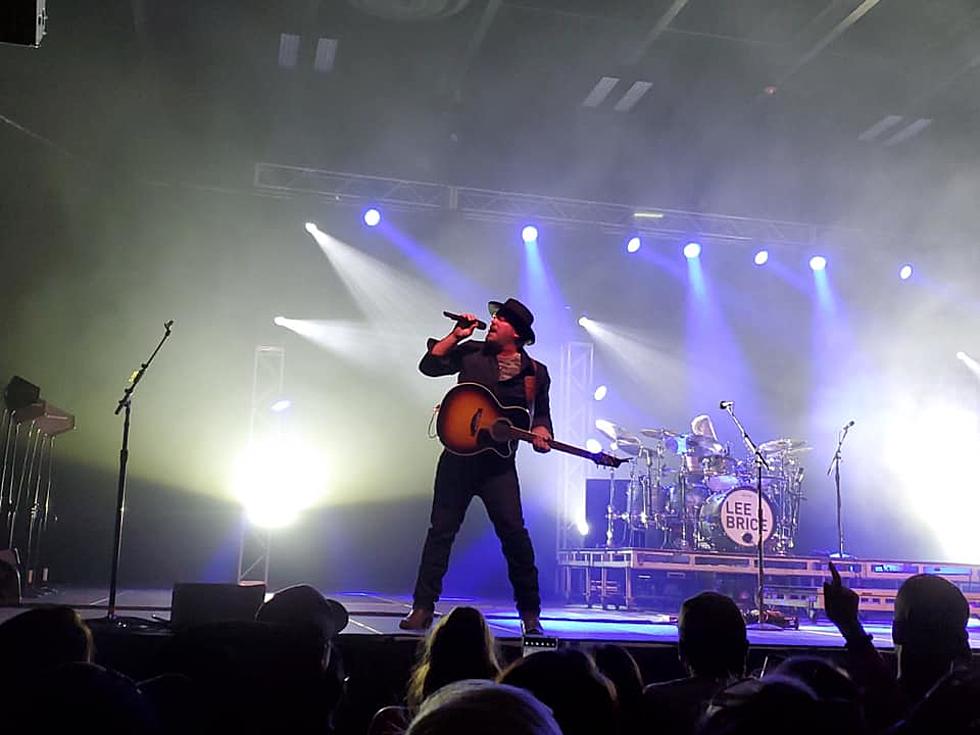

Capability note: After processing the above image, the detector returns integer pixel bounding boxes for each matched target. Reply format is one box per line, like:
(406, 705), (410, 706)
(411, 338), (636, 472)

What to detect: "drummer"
(690, 414), (719, 442)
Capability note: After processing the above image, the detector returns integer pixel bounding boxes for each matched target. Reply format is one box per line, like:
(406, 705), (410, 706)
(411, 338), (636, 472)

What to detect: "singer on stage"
(400, 298), (553, 635)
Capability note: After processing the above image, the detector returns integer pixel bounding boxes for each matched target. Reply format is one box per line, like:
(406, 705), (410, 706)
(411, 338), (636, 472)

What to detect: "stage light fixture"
(363, 208), (381, 227)
(585, 438), (603, 454)
(270, 399), (292, 413)
(809, 255), (827, 271)
(521, 225), (539, 243)
(626, 237), (642, 253)
(304, 222), (318, 235)
(578, 315), (592, 328)
(232, 439), (328, 530)
(273, 316), (287, 327)
(575, 518), (590, 536)
(593, 385), (608, 401)
(957, 351), (967, 361)
(899, 264), (913, 280)
(683, 242), (702, 259)
(754, 249), (769, 266)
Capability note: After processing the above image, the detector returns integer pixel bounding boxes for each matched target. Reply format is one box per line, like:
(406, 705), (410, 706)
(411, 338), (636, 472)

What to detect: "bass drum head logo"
(718, 488), (774, 547)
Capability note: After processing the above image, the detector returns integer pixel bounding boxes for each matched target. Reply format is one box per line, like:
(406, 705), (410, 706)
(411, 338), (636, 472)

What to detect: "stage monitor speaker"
(0, 0), (46, 48)
(170, 582), (266, 630)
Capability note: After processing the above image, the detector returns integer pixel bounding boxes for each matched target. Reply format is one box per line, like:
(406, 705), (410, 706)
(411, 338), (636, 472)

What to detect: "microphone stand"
(104, 320), (174, 623)
(721, 403), (781, 630)
(826, 424), (853, 560)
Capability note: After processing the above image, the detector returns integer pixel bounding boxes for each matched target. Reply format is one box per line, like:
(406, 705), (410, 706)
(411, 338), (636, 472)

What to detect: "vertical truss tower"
(237, 345), (285, 585)
(557, 341), (594, 552)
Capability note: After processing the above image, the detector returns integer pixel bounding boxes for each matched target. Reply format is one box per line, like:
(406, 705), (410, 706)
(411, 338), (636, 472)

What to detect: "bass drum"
(698, 487), (774, 551)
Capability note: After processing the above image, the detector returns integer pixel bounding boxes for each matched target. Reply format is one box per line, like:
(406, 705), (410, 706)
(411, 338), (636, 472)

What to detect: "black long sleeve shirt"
(419, 338), (554, 436)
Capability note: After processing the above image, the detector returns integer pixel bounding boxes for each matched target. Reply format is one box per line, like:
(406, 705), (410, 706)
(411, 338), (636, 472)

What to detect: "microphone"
(164, 320), (175, 330)
(443, 311), (487, 330)
(719, 400), (734, 410)
(843, 420), (855, 430)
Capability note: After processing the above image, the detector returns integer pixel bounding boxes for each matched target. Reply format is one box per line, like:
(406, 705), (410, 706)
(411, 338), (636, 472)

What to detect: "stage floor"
(7, 586), (976, 650)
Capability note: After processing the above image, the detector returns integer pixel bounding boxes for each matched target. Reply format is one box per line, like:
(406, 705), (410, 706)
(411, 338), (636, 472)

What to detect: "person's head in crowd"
(0, 605), (93, 679)
(592, 644), (643, 726)
(892, 574), (971, 696)
(406, 679), (561, 735)
(890, 666), (980, 735)
(13, 662), (160, 734)
(498, 648), (616, 735)
(256, 584), (349, 639)
(407, 606), (500, 709)
(700, 675), (823, 735)
(256, 583), (349, 672)
(774, 657), (864, 735)
(678, 592), (748, 681)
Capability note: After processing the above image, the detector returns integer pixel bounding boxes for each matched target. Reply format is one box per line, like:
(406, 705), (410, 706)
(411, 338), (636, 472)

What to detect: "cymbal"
(595, 419), (636, 443)
(759, 438), (811, 455)
(613, 436), (642, 457)
(640, 427), (680, 440)
(687, 435), (725, 457)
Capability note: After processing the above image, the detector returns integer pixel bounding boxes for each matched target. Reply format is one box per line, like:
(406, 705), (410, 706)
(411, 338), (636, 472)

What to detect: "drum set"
(597, 417), (809, 554)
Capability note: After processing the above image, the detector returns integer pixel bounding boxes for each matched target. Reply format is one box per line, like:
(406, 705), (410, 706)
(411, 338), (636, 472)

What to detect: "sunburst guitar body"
(435, 383), (625, 468)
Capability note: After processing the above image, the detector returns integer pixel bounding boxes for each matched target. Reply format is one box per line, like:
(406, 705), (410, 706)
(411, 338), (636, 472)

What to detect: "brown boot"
(399, 608), (434, 631)
(520, 614), (543, 636)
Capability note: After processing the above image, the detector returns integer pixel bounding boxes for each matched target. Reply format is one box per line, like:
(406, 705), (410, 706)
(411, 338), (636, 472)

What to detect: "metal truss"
(557, 341), (594, 553)
(254, 162), (863, 247)
(237, 345), (286, 585)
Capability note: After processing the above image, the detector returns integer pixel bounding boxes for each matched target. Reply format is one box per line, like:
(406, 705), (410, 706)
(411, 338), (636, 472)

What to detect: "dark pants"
(411, 450), (541, 615)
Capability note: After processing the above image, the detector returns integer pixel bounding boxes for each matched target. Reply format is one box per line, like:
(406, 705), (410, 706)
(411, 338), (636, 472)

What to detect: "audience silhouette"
(643, 591), (749, 735)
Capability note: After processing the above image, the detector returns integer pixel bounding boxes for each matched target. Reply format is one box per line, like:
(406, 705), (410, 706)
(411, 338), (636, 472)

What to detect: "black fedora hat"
(488, 297), (536, 346)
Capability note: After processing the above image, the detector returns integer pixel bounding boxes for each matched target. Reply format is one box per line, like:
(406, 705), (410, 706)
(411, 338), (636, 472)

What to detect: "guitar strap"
(523, 357), (537, 416)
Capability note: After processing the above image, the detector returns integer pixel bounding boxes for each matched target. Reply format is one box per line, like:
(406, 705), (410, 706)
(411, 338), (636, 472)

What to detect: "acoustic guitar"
(436, 383), (626, 468)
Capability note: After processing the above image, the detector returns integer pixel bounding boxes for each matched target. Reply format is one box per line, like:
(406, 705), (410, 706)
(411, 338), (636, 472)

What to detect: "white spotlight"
(578, 316), (592, 328)
(809, 255), (827, 271)
(273, 316), (287, 327)
(683, 242), (702, 259)
(754, 249), (769, 266)
(270, 399), (292, 412)
(231, 439), (328, 529)
(575, 518), (591, 536)
(585, 438), (603, 454)
(304, 222), (318, 235)
(521, 225), (539, 243)
(593, 385), (608, 401)
(957, 351), (967, 361)
(899, 264), (913, 280)
(626, 237), (642, 253)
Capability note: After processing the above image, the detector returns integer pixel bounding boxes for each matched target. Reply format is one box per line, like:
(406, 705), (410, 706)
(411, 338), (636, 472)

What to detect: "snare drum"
(698, 487), (774, 551)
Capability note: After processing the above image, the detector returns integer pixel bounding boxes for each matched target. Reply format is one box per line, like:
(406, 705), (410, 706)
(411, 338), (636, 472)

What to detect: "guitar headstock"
(592, 452), (627, 469)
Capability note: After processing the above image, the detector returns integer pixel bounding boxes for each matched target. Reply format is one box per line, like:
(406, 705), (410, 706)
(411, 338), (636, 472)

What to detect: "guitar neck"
(508, 427), (599, 462)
